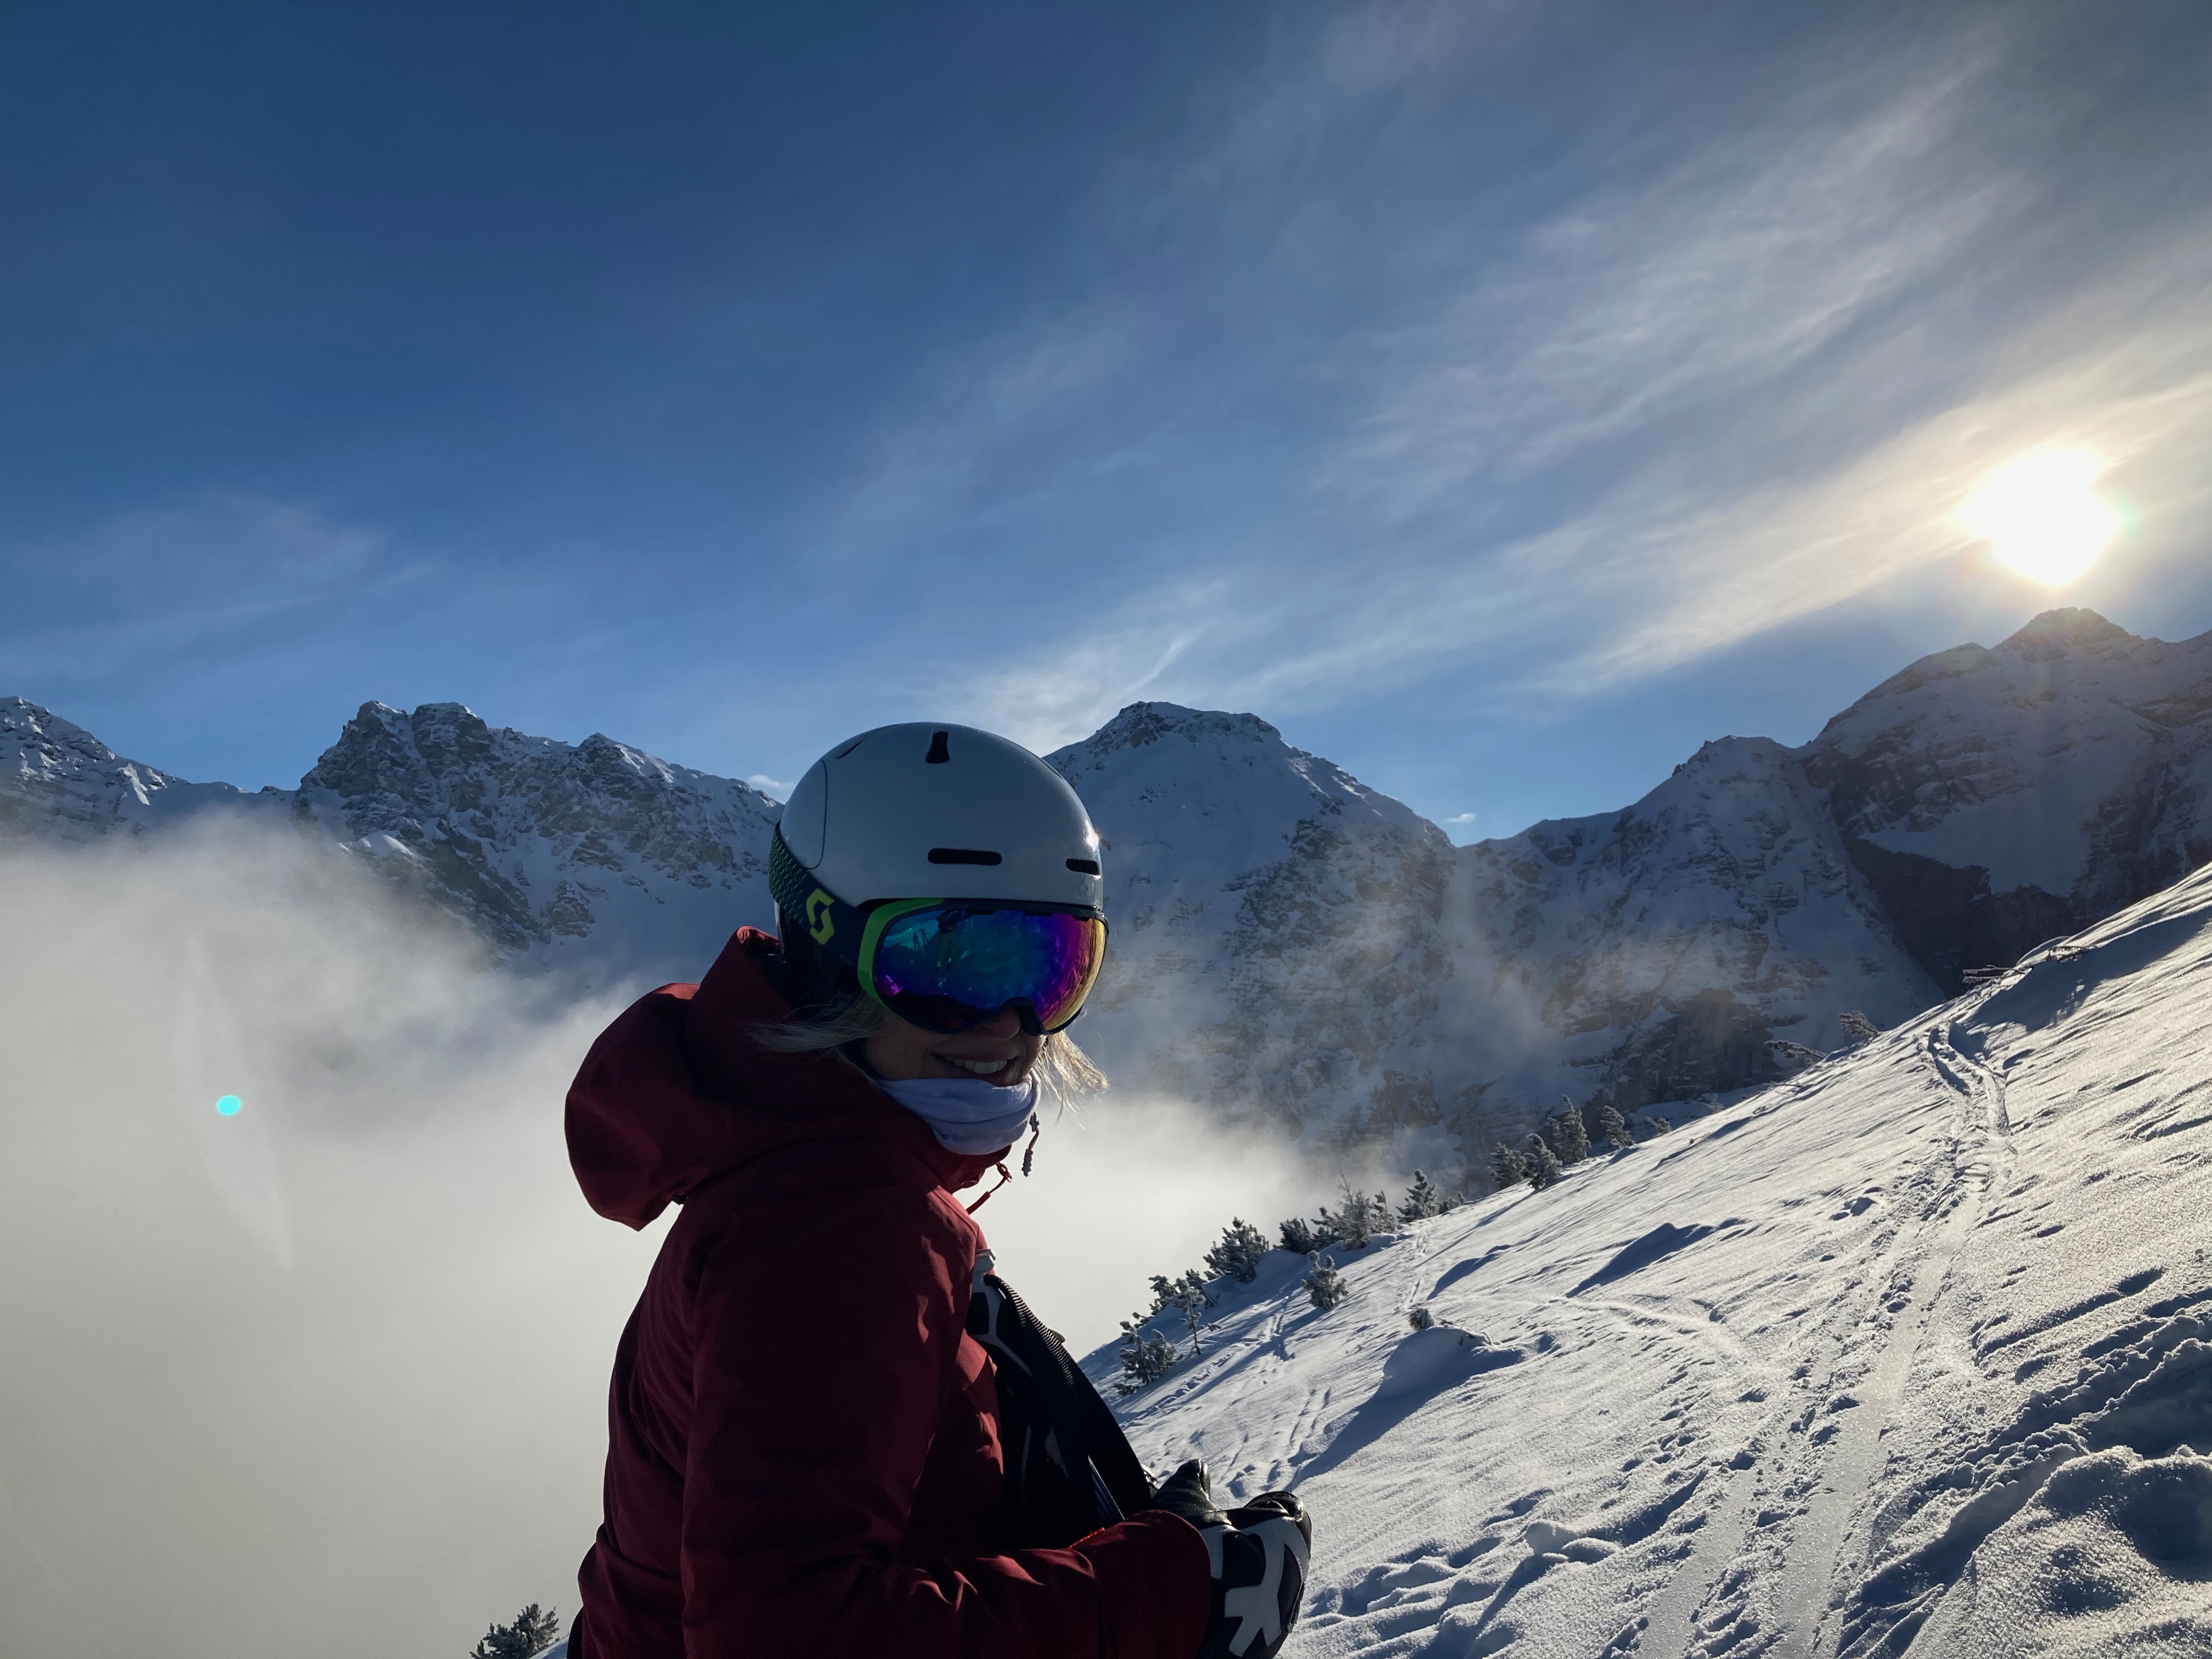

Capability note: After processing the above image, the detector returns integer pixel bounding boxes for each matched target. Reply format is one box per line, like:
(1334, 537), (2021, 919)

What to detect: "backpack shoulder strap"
(967, 1258), (1157, 1543)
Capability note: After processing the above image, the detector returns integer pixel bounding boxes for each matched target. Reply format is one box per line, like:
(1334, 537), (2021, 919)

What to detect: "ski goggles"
(771, 834), (1107, 1034)
(858, 899), (1107, 1035)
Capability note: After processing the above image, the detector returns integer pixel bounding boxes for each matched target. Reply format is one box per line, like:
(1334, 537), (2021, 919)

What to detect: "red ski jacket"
(564, 928), (1210, 1659)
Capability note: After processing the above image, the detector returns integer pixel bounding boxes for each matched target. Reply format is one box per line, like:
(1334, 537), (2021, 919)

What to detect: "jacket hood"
(566, 927), (1007, 1228)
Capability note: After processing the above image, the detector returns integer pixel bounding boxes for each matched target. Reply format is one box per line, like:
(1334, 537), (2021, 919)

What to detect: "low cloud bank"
(0, 833), (1316, 1657)
(973, 1092), (1319, 1355)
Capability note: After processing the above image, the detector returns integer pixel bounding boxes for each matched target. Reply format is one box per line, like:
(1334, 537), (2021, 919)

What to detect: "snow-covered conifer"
(1278, 1216), (1323, 1255)
(1488, 1142), (1528, 1188)
(1648, 1115), (1672, 1135)
(1768, 1038), (1824, 1072)
(1543, 1101), (1589, 1165)
(1116, 1319), (1180, 1390)
(1523, 1136), (1564, 1190)
(1407, 1305), (1435, 1331)
(1204, 1218), (1271, 1284)
(1167, 1278), (1210, 1355)
(472, 1605), (563, 1659)
(1322, 1180), (1388, 1248)
(1149, 1267), (1212, 1314)
(1397, 1169), (1449, 1222)
(1303, 1251), (1348, 1312)
(1594, 1102), (1632, 1150)
(1839, 1009), (1881, 1042)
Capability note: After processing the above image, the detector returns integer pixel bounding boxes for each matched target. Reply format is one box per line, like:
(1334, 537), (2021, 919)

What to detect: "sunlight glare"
(1959, 449), (2118, 588)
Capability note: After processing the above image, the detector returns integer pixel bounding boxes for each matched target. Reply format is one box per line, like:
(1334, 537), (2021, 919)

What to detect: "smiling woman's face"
(863, 1004), (1041, 1087)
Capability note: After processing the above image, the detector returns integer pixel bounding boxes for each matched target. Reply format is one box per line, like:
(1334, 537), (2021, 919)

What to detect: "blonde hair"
(754, 991), (1106, 1107)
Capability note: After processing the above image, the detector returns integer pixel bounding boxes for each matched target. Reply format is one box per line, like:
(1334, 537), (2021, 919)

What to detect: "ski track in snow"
(1763, 1023), (2015, 1659)
(1085, 865), (2212, 1658)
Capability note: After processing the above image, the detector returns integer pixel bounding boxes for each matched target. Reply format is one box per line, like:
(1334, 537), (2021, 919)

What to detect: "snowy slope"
(1085, 859), (2212, 1657)
(292, 701), (781, 981)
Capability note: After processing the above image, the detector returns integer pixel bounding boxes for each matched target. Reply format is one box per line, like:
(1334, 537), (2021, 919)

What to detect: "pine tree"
(1397, 1169), (1449, 1223)
(1320, 1180), (1388, 1248)
(471, 1605), (562, 1659)
(1149, 1267), (1213, 1315)
(1768, 1039), (1824, 1071)
(1648, 1115), (1672, 1135)
(1116, 1319), (1181, 1390)
(1593, 1101), (1631, 1150)
(1277, 1215), (1323, 1255)
(1163, 1276), (1211, 1355)
(1488, 1142), (1528, 1189)
(1544, 1099), (1590, 1165)
(1838, 1009), (1881, 1042)
(1204, 1218), (1271, 1284)
(1302, 1251), (1348, 1312)
(1407, 1305), (1435, 1331)
(1523, 1135), (1564, 1190)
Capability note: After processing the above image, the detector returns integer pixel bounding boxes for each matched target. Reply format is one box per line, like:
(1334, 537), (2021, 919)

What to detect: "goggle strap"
(768, 831), (871, 971)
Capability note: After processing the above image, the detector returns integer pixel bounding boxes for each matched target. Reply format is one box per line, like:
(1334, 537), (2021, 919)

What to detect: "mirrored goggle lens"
(869, 906), (1107, 1034)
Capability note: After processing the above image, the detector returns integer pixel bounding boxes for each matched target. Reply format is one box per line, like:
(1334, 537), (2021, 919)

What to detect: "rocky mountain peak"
(4, 695), (116, 764)
(289, 701), (780, 968)
(2, 695), (258, 843)
(1077, 701), (1288, 758)
(1998, 607), (2134, 659)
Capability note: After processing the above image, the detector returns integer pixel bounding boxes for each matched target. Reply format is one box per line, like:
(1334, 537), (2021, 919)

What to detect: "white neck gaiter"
(878, 1074), (1039, 1156)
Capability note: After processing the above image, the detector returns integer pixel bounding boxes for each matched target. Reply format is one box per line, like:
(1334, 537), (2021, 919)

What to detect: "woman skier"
(563, 722), (1312, 1658)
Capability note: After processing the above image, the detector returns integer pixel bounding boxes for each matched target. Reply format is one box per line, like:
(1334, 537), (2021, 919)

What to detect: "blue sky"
(7, 1), (2211, 839)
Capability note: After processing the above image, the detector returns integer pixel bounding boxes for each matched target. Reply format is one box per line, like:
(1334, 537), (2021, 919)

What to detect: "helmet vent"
(1066, 858), (1101, 874)
(924, 730), (951, 764)
(928, 847), (1002, 866)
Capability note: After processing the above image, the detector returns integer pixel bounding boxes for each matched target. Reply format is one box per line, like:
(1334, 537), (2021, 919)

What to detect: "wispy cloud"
(1322, 69), (2009, 511)
(804, 4), (2212, 767)
(1551, 276), (2212, 690)
(802, 304), (1150, 563)
(1180, 0), (1521, 197)
(930, 213), (2212, 751)
(1, 495), (407, 681)
(936, 594), (1213, 754)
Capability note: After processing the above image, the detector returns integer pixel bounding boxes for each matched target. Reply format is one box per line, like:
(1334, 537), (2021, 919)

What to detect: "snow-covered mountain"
(1, 695), (284, 842)
(1427, 735), (1939, 1142)
(1803, 607), (2212, 986)
(1087, 856), (2212, 1657)
(291, 701), (779, 978)
(3, 696), (778, 984)
(9, 607), (2212, 1172)
(1046, 706), (1459, 1138)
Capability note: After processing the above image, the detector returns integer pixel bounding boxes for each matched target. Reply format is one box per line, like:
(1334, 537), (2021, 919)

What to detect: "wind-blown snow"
(1085, 861), (2212, 1656)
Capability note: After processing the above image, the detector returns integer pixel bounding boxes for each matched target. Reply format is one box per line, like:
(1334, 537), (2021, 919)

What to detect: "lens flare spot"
(215, 1094), (243, 1117)
(1959, 449), (2119, 588)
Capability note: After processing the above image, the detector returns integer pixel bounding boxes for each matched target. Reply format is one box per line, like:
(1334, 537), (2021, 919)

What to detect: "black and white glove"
(1151, 1460), (1313, 1659)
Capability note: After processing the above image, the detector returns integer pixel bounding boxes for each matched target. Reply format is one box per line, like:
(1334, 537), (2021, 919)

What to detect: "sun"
(1959, 449), (2119, 588)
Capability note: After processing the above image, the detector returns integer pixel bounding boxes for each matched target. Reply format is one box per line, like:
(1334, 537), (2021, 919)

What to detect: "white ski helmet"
(773, 722), (1103, 912)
